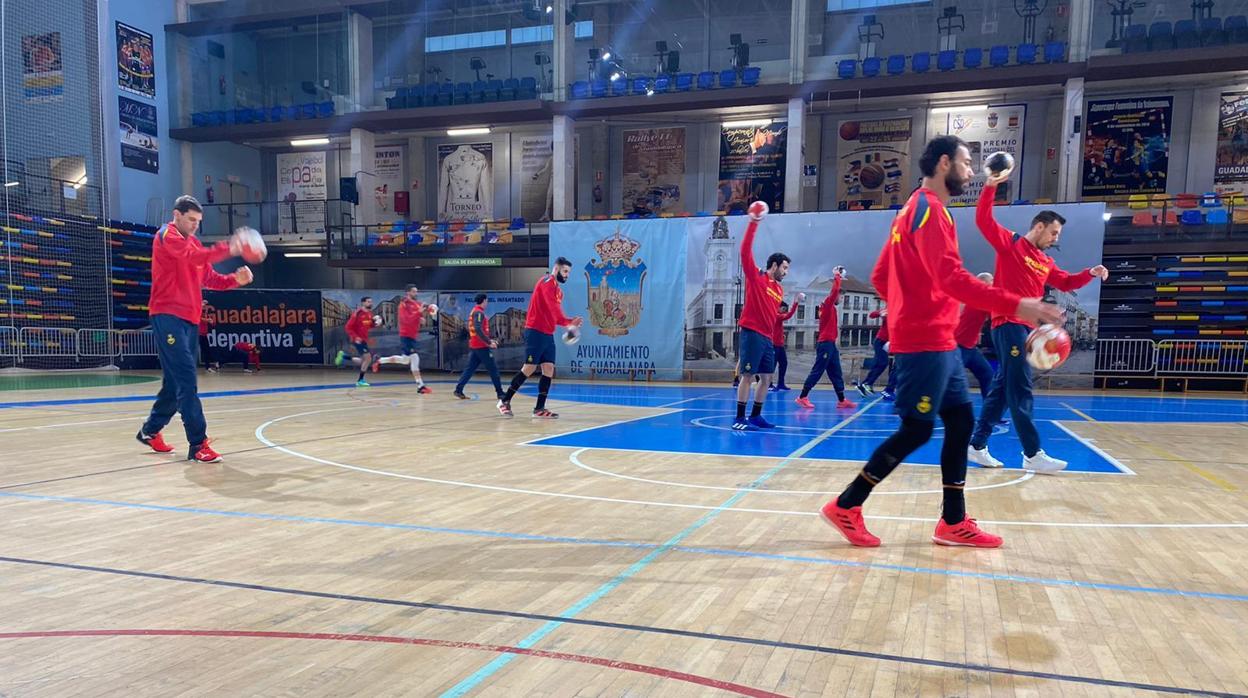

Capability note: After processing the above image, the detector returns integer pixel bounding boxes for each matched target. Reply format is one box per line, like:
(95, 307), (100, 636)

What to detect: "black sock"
(837, 470), (881, 509)
(736, 401), (746, 420)
(800, 386), (812, 399)
(838, 417), (934, 508)
(535, 375), (552, 410)
(939, 403), (973, 524)
(836, 389), (846, 401)
(750, 402), (763, 418)
(503, 372), (528, 402)
(358, 370), (366, 381)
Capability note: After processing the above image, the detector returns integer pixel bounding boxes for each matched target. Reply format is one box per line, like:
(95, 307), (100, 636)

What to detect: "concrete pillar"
(350, 128), (378, 226)
(348, 10), (374, 110)
(784, 97), (804, 212)
(1057, 78), (1085, 202)
(553, 115), (576, 220)
(1067, 0), (1093, 62)
(788, 0), (809, 83)
(552, 0), (575, 101)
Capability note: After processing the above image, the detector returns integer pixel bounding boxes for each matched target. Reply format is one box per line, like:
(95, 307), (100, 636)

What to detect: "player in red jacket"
(795, 266), (855, 409)
(855, 307), (895, 399)
(335, 297), (379, 386)
(767, 296), (801, 392)
(136, 195), (255, 463)
(967, 173), (1108, 473)
(223, 341), (261, 373)
(497, 257), (582, 418)
(821, 136), (1060, 549)
(733, 203), (789, 431)
(453, 293), (505, 400)
(375, 285), (434, 394)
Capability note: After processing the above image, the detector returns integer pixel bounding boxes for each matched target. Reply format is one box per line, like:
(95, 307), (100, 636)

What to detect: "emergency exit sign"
(438, 257), (502, 267)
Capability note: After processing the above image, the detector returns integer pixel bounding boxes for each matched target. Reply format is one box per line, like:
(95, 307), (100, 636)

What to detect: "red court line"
(0, 629), (790, 698)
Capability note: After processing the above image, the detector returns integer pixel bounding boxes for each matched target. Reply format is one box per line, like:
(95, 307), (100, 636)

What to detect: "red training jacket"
(345, 308), (376, 342)
(148, 222), (237, 325)
(525, 274), (572, 335)
(468, 304), (492, 349)
(738, 221), (784, 338)
(398, 298), (424, 339)
(977, 183), (1094, 329)
(954, 305), (989, 349)
(870, 187), (1020, 353)
(816, 275), (843, 343)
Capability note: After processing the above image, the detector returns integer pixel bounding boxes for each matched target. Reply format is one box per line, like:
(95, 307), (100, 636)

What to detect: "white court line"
(654, 392), (720, 409)
(567, 447), (1035, 496)
(1051, 421), (1137, 475)
(253, 406), (1248, 529)
(515, 409), (678, 446)
(0, 399), (363, 434)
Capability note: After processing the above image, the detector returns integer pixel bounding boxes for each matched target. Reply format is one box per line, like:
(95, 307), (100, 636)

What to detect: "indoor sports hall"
(2, 0), (1247, 696)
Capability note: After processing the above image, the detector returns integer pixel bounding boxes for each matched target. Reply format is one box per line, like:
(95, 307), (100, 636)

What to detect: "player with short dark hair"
(376, 284), (434, 394)
(136, 194), (255, 463)
(454, 293), (504, 400)
(796, 266), (855, 410)
(734, 205), (788, 431)
(821, 135), (1061, 549)
(966, 171), (1107, 473)
(497, 257), (582, 418)
(335, 297), (378, 387)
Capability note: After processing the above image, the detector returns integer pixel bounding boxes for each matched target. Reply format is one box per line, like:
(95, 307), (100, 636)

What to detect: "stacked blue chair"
(590, 79), (608, 98)
(454, 82), (471, 104)
(674, 73), (694, 91)
(317, 101), (333, 117)
(1149, 21), (1174, 50)
(838, 59), (857, 79)
(1017, 43), (1038, 64)
(1228, 15), (1248, 42)
(427, 83), (443, 105)
(964, 47), (983, 68)
(989, 45), (1010, 66)
(1123, 24), (1149, 52)
(653, 75), (671, 93)
(1174, 19), (1200, 48)
(501, 78), (519, 100)
(571, 81), (590, 99)
(471, 80), (488, 102)
(886, 54), (906, 75)
(1199, 17), (1224, 45)
(1043, 41), (1066, 62)
(718, 69), (737, 88)
(937, 50), (957, 71)
(437, 82), (454, 106)
(632, 76), (651, 94)
(519, 77), (538, 98)
(912, 52), (931, 72)
(485, 79), (503, 101)
(696, 71), (716, 89)
(741, 66), (761, 85)
(610, 75), (629, 95)
(862, 56), (881, 77)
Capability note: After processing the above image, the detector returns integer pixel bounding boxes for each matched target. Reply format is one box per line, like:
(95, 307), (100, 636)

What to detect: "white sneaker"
(967, 445), (1003, 469)
(1023, 450), (1067, 475)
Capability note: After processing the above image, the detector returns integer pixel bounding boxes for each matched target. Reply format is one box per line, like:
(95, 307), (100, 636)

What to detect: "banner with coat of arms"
(550, 219), (688, 380)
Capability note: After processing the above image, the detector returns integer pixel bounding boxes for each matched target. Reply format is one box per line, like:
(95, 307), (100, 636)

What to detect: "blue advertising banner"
(202, 289), (323, 364)
(437, 291), (532, 371)
(551, 219), (688, 380)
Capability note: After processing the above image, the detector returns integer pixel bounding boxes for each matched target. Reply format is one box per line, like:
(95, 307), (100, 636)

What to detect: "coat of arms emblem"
(584, 230), (647, 338)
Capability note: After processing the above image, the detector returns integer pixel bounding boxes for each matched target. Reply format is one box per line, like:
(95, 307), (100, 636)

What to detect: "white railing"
(117, 329), (157, 358)
(76, 328), (118, 357)
(0, 326), (17, 357)
(18, 327), (78, 357)
(1156, 339), (1248, 376)
(0, 327), (158, 362)
(1095, 338), (1156, 374)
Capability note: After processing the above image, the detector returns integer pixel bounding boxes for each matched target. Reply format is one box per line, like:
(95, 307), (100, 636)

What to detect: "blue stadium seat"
(989, 45), (1010, 66)
(886, 54), (906, 75)
(471, 80), (488, 102)
(1174, 19), (1199, 48)
(696, 71), (716, 89)
(937, 50), (957, 71)
(317, 101), (333, 118)
(741, 66), (761, 85)
(1180, 210), (1204, 225)
(485, 79), (503, 101)
(653, 75), (671, 93)
(191, 112), (208, 127)
(518, 77), (538, 99)
(674, 73), (694, 91)
(1199, 17), (1224, 45)
(1149, 21), (1174, 50)
(1016, 43), (1037, 64)
(428, 83), (444, 105)
(610, 75), (630, 95)
(590, 79), (608, 98)
(1043, 41), (1066, 62)
(1228, 15), (1248, 43)
(437, 82), (454, 106)
(1206, 208), (1229, 224)
(718, 69), (737, 88)
(570, 81), (590, 99)
(963, 47), (983, 68)
(861, 56), (881, 77)
(454, 82), (472, 104)
(911, 52), (931, 72)
(1123, 24), (1148, 52)
(632, 76), (651, 94)
(385, 87), (405, 109)
(837, 59), (857, 79)
(501, 78), (519, 100)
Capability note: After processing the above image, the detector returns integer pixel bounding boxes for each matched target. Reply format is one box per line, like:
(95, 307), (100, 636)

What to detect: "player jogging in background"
(856, 307), (894, 400)
(454, 293), (505, 401)
(768, 297), (801, 392)
(335, 297), (378, 387)
(796, 265), (855, 410)
(734, 201), (788, 431)
(820, 135), (1061, 549)
(966, 170), (1108, 473)
(135, 195), (255, 463)
(376, 284), (434, 394)
(497, 257), (583, 418)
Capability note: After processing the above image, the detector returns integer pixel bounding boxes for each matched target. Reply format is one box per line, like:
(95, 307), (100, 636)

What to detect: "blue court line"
(1, 489), (1245, 603)
(2, 555), (1241, 697)
(436, 402), (878, 698)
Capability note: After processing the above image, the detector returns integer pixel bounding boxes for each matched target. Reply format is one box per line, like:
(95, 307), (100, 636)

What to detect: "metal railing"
(1097, 338), (1248, 377)
(0, 327), (157, 363)
(328, 221), (546, 261)
(1095, 338), (1157, 374)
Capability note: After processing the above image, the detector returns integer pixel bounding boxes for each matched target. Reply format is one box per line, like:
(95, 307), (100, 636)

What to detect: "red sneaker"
(837, 398), (857, 409)
(189, 439), (223, 464)
(136, 430), (174, 453)
(497, 399), (513, 417)
(532, 409), (559, 419)
(795, 397), (815, 409)
(819, 501), (880, 547)
(417, 386), (433, 395)
(371, 359), (381, 373)
(932, 517), (1003, 548)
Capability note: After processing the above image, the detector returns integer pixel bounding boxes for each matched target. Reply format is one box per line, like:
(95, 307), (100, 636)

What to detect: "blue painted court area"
(527, 384), (1248, 474)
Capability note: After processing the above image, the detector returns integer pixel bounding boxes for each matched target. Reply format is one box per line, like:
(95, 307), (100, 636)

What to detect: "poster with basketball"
(717, 121), (787, 214)
(1215, 92), (1248, 197)
(116, 22), (155, 98)
(834, 118), (912, 211)
(941, 104), (1026, 206)
(1081, 97), (1172, 198)
(621, 128), (685, 216)
(21, 32), (63, 104)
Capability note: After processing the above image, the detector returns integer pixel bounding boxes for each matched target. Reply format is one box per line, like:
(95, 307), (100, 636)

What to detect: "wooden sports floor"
(1, 369), (1246, 697)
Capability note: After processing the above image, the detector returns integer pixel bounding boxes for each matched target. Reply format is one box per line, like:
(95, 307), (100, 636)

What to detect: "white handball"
(562, 326), (581, 345)
(234, 226), (267, 263)
(373, 315), (383, 326)
(427, 303), (439, 315)
(747, 200), (769, 221)
(883, 342), (891, 353)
